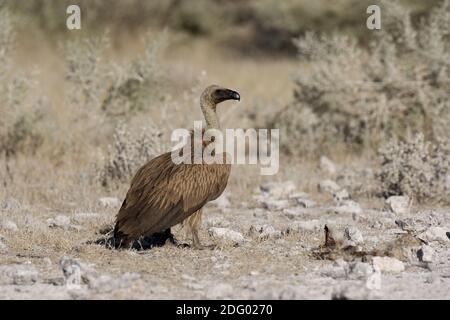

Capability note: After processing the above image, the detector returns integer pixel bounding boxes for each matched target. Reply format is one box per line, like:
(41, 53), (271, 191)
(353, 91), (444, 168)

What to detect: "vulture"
(113, 85), (240, 249)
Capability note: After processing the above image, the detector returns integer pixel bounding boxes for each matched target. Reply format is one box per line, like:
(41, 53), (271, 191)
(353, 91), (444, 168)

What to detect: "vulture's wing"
(114, 151), (230, 240)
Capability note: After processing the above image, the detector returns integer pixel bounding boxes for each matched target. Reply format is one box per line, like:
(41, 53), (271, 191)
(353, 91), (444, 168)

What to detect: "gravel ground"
(0, 181), (449, 300)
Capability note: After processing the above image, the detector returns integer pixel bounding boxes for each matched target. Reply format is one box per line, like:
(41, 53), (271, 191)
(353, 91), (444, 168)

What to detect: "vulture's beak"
(226, 89), (240, 101)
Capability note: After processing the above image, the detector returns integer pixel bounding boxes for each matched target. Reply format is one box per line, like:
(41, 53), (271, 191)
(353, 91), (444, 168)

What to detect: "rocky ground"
(0, 159), (449, 300)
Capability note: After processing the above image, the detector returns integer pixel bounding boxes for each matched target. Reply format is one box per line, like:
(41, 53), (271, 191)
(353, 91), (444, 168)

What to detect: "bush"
(97, 122), (166, 188)
(273, 0), (450, 155)
(377, 133), (450, 204)
(65, 32), (166, 117)
(0, 8), (44, 159)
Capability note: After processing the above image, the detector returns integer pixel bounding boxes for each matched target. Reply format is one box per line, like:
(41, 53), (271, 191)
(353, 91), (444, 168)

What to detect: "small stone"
(318, 180), (341, 194)
(333, 189), (350, 203)
(295, 198), (316, 208)
(253, 209), (267, 219)
(47, 215), (71, 229)
(0, 198), (21, 211)
(0, 264), (39, 285)
(417, 245), (434, 263)
(260, 181), (296, 199)
(282, 207), (304, 219)
(385, 196), (410, 215)
(248, 224), (282, 240)
(319, 156), (337, 175)
(343, 226), (364, 247)
(418, 227), (449, 243)
(0, 239), (7, 253)
(372, 256), (405, 273)
(288, 192), (310, 200)
(72, 212), (101, 223)
(181, 274), (196, 281)
(208, 227), (245, 245)
(288, 220), (322, 232)
(260, 199), (291, 211)
(186, 282), (204, 290)
(0, 220), (18, 232)
(60, 257), (82, 289)
(97, 197), (121, 208)
(334, 200), (362, 215)
(348, 262), (374, 279)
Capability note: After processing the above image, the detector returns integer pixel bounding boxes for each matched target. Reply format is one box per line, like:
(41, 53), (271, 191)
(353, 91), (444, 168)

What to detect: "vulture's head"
(201, 85), (240, 108)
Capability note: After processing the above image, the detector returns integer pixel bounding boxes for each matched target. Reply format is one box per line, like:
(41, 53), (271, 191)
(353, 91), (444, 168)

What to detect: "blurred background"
(0, 0), (448, 206)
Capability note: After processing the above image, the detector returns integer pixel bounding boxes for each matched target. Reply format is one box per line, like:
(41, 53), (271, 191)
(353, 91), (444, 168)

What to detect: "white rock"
(385, 196), (410, 215)
(343, 226), (364, 247)
(288, 192), (310, 200)
(0, 198), (20, 211)
(418, 245), (434, 263)
(0, 264), (39, 285)
(333, 189), (350, 203)
(72, 212), (101, 223)
(210, 194), (231, 208)
(321, 260), (348, 279)
(260, 199), (291, 211)
(318, 180), (341, 194)
(282, 207), (304, 219)
(289, 220), (322, 232)
(97, 197), (121, 208)
(295, 198), (316, 208)
(418, 226), (449, 243)
(372, 256), (405, 273)
(47, 215), (71, 229)
(348, 262), (374, 279)
(319, 156), (337, 175)
(260, 181), (296, 199)
(208, 227), (245, 245)
(334, 200), (362, 215)
(60, 257), (82, 289)
(206, 283), (233, 299)
(248, 224), (282, 240)
(0, 220), (18, 232)
(0, 237), (7, 253)
(253, 208), (267, 219)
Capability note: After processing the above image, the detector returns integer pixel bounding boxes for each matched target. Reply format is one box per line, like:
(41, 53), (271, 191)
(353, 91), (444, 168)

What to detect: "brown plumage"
(113, 85), (240, 249)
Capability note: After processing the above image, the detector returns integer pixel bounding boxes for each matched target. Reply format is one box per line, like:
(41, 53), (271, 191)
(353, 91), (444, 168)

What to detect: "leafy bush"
(274, 0), (450, 155)
(377, 134), (450, 204)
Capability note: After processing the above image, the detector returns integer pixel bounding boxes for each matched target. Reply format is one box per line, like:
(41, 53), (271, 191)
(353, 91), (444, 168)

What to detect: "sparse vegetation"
(377, 133), (450, 204)
(97, 122), (165, 188)
(274, 0), (450, 155)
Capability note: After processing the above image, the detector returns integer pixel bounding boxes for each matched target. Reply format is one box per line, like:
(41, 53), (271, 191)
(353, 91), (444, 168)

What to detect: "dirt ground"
(1, 177), (449, 300)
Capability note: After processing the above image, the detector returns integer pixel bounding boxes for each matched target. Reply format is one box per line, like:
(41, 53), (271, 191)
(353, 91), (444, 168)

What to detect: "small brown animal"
(113, 85), (240, 249)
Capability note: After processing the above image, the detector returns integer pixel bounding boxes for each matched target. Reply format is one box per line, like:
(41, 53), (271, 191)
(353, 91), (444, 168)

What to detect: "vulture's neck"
(201, 100), (220, 129)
